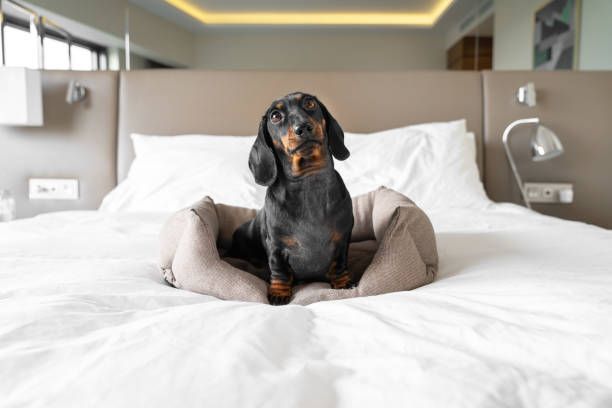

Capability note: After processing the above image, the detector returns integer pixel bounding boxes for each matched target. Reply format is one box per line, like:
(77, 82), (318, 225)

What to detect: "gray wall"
(0, 71), (118, 219)
(483, 70), (612, 229)
(493, 0), (612, 70)
(579, 0), (612, 70)
(194, 28), (446, 70)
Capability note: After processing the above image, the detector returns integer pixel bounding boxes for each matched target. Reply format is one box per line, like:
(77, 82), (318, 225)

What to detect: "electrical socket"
(29, 178), (79, 200)
(524, 182), (573, 204)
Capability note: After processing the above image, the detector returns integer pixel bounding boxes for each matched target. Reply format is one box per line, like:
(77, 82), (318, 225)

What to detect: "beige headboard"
(117, 70), (484, 182)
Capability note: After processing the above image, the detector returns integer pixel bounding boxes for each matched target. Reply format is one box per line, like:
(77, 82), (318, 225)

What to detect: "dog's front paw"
(268, 279), (292, 305)
(330, 271), (352, 289)
(268, 294), (291, 305)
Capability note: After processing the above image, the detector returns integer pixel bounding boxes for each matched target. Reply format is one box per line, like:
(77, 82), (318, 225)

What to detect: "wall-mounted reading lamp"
(66, 80), (87, 104)
(516, 82), (537, 107)
(502, 118), (564, 209)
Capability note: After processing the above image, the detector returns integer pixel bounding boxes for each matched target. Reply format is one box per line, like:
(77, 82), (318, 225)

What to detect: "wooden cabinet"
(447, 36), (493, 70)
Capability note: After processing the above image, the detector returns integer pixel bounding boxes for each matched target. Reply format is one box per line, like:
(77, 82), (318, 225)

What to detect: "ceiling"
(129, 0), (474, 31)
(155, 0), (441, 12)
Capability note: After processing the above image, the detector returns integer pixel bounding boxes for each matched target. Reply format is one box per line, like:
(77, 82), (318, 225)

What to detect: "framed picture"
(533, 0), (581, 70)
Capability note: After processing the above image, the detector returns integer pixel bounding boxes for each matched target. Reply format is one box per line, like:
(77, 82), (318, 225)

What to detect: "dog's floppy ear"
(248, 114), (278, 186)
(318, 98), (349, 161)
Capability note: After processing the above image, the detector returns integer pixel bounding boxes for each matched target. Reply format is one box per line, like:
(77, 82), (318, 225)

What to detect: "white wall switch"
(524, 182), (573, 204)
(29, 178), (79, 200)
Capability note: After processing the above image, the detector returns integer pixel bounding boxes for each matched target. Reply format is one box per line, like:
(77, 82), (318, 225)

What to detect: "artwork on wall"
(534, 0), (580, 70)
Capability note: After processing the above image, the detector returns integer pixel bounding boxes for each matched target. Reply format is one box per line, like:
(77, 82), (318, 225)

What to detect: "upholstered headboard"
(117, 70), (484, 182)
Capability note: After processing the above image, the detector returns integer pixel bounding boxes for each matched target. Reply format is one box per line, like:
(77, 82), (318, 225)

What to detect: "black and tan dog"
(230, 92), (354, 305)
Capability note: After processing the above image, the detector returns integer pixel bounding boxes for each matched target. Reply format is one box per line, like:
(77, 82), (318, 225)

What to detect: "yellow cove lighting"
(165, 0), (455, 26)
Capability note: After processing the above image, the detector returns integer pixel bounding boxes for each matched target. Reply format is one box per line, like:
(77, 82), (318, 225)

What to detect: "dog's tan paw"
(268, 279), (292, 305)
(330, 271), (352, 289)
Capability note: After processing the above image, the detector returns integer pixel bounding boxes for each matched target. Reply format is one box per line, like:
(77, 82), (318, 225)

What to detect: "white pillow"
(335, 119), (490, 210)
(100, 134), (266, 212)
(101, 120), (489, 213)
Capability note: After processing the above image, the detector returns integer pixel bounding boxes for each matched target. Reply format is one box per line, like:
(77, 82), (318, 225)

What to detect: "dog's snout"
(294, 122), (313, 136)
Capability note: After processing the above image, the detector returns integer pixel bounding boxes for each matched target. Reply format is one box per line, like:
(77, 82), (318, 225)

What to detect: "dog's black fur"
(230, 92), (353, 305)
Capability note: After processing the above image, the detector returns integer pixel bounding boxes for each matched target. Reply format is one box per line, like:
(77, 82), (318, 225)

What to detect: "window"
(71, 44), (96, 71)
(43, 36), (69, 70)
(3, 24), (38, 69)
(1, 16), (106, 71)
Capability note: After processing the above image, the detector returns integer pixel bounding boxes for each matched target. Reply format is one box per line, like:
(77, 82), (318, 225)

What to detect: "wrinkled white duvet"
(1, 205), (611, 408)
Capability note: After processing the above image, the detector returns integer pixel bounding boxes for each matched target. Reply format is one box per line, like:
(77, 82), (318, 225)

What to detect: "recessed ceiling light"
(165, 0), (454, 26)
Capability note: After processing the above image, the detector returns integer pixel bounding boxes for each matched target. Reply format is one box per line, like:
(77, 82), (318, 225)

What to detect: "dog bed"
(159, 187), (438, 305)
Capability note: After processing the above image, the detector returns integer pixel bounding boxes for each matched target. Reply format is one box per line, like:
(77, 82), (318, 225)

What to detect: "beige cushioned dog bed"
(160, 187), (437, 305)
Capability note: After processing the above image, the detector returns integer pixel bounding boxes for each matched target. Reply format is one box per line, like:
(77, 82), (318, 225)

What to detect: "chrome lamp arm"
(502, 117), (540, 209)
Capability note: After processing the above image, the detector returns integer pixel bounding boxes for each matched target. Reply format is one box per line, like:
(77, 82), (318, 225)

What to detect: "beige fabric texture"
(159, 187), (438, 305)
(118, 71), (484, 182)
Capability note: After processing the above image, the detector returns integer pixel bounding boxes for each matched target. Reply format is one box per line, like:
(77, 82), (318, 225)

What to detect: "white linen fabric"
(100, 120), (489, 213)
(100, 134), (266, 212)
(1, 205), (611, 408)
(336, 120), (490, 210)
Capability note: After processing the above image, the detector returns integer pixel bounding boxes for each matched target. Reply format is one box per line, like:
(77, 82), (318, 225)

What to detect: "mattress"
(1, 204), (611, 407)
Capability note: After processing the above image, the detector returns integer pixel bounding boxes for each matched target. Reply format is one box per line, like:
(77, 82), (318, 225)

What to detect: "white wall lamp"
(502, 118), (564, 209)
(65, 79), (87, 104)
(516, 82), (537, 107)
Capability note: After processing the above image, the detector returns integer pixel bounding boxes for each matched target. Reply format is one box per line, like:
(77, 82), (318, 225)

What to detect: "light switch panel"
(524, 182), (573, 204)
(29, 178), (79, 200)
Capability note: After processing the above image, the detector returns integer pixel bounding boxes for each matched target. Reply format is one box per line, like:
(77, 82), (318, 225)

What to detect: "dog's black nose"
(294, 122), (313, 136)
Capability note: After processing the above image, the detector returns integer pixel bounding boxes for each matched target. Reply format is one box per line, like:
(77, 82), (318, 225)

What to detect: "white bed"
(1, 203), (611, 407)
(2, 120), (612, 407)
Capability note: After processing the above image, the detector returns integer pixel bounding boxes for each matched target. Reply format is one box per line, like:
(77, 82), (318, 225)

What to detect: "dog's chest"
(271, 196), (352, 279)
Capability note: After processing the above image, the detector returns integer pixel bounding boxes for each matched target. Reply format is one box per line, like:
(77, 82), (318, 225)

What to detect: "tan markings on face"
(290, 145), (326, 177)
(275, 102), (284, 110)
(277, 116), (327, 177)
(280, 127), (300, 153)
(281, 235), (298, 247)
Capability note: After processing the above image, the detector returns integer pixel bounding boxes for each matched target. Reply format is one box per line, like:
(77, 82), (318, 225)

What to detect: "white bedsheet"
(1, 205), (611, 408)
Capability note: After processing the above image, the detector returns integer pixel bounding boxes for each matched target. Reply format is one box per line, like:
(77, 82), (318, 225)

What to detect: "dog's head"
(248, 92), (349, 186)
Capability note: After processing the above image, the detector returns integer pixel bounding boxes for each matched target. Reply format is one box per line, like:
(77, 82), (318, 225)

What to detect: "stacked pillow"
(100, 119), (490, 213)
(101, 134), (266, 212)
(336, 119), (489, 210)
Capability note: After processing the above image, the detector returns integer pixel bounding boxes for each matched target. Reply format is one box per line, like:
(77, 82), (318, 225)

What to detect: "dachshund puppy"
(230, 92), (353, 305)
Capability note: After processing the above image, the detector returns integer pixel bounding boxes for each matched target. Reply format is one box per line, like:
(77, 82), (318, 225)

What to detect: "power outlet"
(524, 182), (573, 204)
(29, 178), (79, 200)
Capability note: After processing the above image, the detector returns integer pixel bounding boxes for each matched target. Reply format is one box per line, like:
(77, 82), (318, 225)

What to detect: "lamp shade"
(66, 80), (87, 104)
(531, 125), (563, 161)
(0, 67), (43, 126)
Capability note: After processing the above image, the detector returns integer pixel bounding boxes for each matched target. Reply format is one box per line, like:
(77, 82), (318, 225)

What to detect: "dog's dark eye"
(270, 110), (283, 124)
(303, 98), (317, 110)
